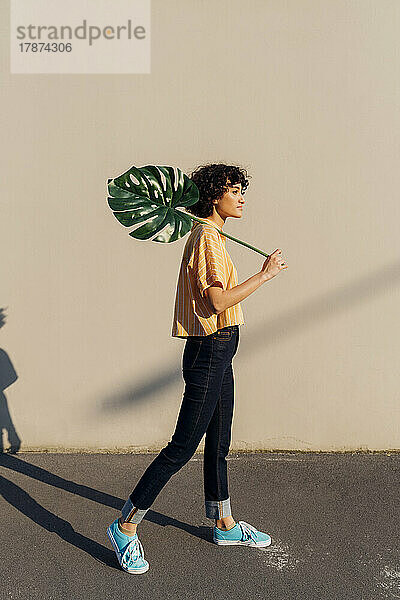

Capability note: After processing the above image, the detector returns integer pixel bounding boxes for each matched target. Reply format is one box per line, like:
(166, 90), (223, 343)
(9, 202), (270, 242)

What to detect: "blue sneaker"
(213, 520), (272, 547)
(106, 518), (149, 574)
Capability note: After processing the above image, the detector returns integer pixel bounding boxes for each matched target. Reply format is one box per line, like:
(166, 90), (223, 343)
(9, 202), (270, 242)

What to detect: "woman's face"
(214, 179), (245, 220)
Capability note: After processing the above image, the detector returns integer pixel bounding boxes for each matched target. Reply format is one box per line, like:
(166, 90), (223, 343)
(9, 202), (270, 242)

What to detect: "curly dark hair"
(186, 163), (251, 218)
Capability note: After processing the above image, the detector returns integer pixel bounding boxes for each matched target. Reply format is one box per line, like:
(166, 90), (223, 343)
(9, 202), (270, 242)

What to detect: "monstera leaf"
(107, 165), (202, 243)
(107, 164), (270, 256)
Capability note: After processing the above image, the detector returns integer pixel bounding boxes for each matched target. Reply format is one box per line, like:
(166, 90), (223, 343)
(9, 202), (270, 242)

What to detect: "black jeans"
(121, 325), (240, 524)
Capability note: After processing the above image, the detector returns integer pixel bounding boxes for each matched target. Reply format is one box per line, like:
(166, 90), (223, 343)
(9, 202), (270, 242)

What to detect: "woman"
(106, 163), (288, 574)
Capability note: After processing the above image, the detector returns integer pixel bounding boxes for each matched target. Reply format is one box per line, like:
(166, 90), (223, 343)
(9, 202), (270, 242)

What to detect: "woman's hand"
(260, 249), (288, 282)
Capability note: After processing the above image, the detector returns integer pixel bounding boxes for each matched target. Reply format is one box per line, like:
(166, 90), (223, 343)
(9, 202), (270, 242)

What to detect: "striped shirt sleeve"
(192, 227), (227, 298)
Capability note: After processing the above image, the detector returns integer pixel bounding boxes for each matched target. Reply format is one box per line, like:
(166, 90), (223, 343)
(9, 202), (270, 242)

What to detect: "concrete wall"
(1, 0), (399, 451)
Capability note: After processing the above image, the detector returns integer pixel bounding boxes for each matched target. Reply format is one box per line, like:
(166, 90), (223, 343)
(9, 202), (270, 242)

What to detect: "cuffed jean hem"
(205, 497), (232, 519)
(121, 497), (149, 525)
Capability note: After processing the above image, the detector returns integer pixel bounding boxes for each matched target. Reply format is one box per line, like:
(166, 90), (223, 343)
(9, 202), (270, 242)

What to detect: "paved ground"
(0, 451), (399, 600)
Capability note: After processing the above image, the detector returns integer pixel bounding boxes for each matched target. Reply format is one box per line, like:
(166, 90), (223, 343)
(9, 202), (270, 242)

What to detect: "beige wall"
(1, 0), (399, 451)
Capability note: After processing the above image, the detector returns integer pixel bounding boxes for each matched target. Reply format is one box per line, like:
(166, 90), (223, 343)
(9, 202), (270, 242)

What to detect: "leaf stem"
(176, 210), (270, 259)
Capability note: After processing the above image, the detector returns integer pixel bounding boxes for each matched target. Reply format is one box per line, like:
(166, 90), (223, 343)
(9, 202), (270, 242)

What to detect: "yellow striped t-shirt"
(171, 218), (245, 338)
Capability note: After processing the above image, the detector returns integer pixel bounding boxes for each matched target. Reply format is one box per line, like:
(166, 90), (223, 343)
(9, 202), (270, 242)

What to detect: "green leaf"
(107, 165), (199, 242)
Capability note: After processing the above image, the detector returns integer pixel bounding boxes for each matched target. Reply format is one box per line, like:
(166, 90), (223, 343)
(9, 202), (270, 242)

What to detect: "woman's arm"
(205, 272), (267, 314)
(205, 248), (287, 314)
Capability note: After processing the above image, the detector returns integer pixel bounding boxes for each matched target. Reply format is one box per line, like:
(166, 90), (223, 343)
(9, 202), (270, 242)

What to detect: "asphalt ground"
(0, 451), (399, 600)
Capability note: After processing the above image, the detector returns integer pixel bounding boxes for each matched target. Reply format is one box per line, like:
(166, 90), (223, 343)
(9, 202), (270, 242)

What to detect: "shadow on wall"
(0, 308), (21, 453)
(96, 259), (400, 415)
(1, 259), (400, 441)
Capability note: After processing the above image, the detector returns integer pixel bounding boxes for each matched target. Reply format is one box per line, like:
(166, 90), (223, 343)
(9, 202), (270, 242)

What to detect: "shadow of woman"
(0, 453), (213, 568)
(0, 347), (21, 453)
(0, 474), (120, 569)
